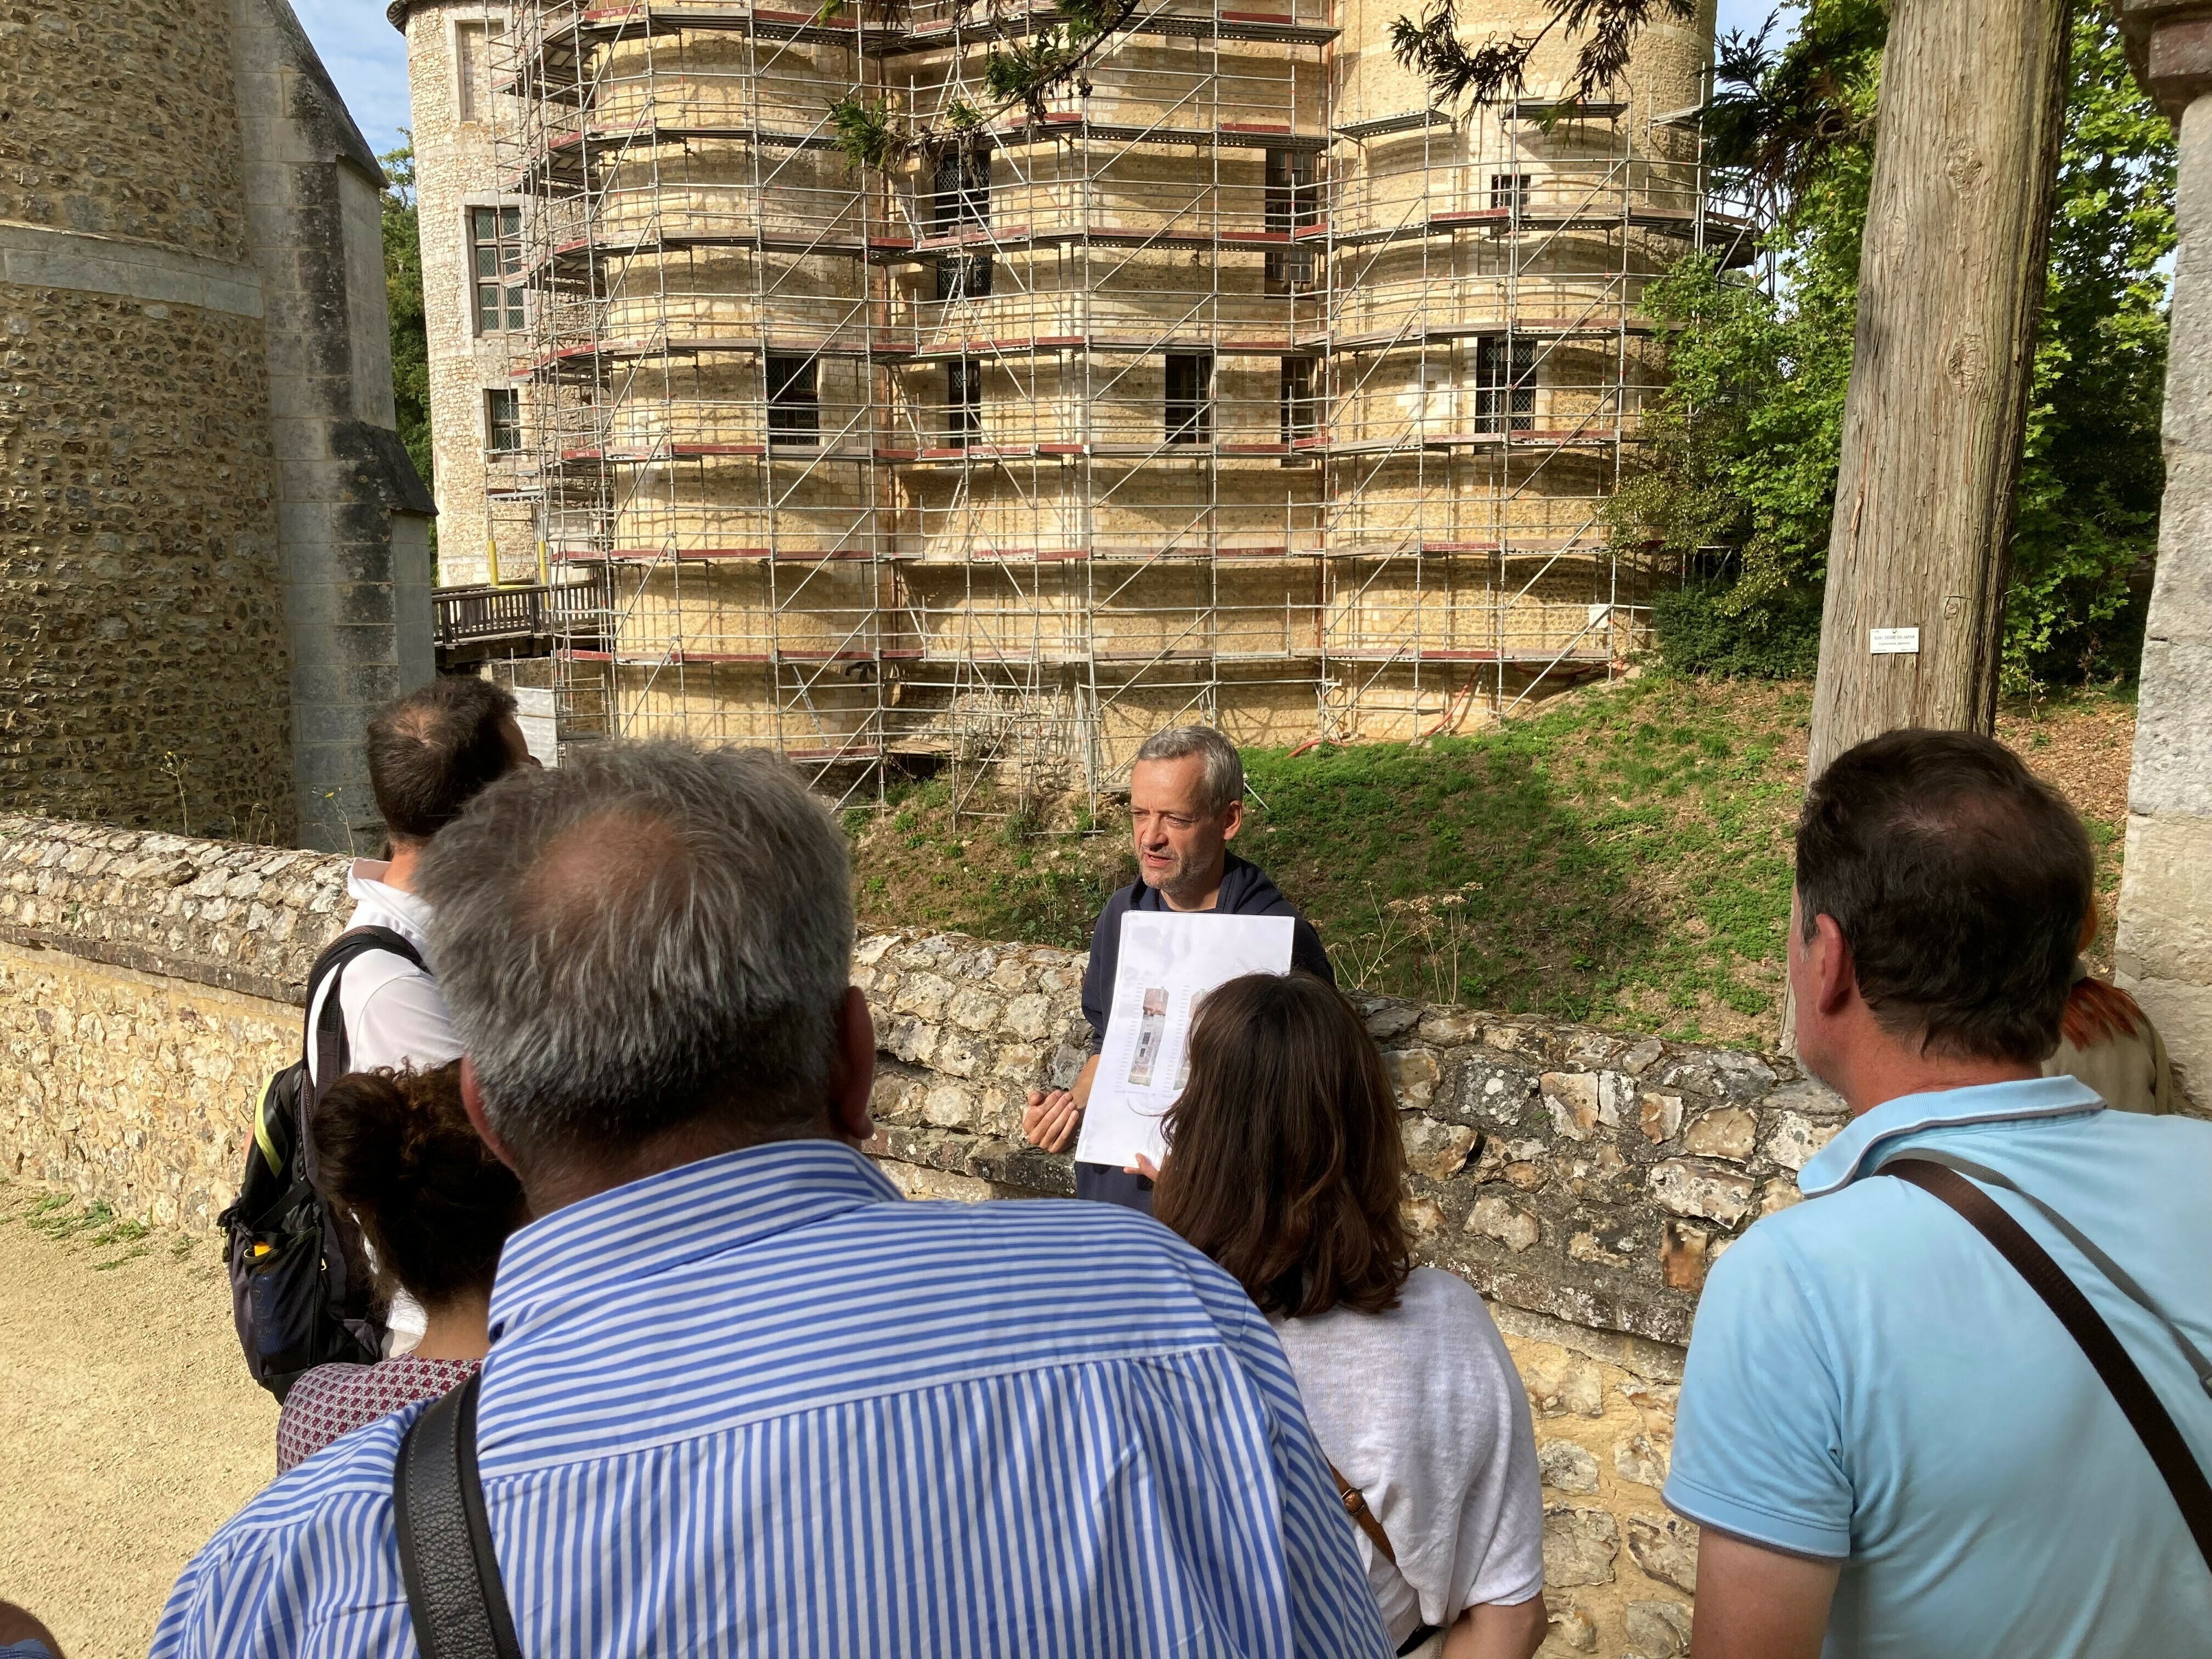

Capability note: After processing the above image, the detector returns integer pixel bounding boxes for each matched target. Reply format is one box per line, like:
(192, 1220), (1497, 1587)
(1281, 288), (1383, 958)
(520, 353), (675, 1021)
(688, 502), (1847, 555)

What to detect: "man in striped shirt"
(155, 740), (1393, 1659)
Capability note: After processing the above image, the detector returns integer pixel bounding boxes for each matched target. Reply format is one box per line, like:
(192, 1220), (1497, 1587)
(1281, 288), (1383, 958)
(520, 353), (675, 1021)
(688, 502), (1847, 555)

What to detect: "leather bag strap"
(1883, 1157), (2212, 1571)
(1328, 1462), (1398, 1565)
(394, 1372), (524, 1659)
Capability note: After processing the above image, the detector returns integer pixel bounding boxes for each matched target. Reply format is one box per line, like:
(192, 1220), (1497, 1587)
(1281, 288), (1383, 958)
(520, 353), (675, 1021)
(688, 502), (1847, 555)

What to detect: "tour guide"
(1022, 724), (1332, 1211)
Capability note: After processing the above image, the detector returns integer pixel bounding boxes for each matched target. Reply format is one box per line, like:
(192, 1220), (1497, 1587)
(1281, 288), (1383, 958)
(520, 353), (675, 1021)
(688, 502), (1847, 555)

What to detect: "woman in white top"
(1150, 972), (1548, 1659)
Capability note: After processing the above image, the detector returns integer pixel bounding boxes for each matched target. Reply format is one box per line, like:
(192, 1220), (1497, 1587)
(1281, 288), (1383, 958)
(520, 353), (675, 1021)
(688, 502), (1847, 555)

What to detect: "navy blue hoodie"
(1078, 851), (1334, 1049)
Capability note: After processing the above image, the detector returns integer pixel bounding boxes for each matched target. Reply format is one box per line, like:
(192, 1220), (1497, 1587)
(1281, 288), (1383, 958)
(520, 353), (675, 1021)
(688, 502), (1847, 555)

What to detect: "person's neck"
(1158, 850), (1230, 913)
(409, 1286), (493, 1362)
(379, 839), (427, 895)
(1828, 1046), (2041, 1119)
(521, 1120), (843, 1216)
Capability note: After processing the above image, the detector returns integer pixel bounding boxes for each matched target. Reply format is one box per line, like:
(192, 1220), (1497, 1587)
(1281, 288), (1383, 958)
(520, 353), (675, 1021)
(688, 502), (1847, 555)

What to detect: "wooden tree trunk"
(1803, 0), (2073, 781)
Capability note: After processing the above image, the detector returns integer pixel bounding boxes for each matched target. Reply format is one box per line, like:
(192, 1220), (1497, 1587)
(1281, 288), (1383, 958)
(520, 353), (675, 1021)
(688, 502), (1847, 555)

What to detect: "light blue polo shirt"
(1666, 1076), (2212, 1658)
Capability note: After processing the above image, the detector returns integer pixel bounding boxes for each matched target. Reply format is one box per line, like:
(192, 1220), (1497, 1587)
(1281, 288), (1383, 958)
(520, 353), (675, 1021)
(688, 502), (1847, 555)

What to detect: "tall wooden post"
(1803, 0), (2073, 781)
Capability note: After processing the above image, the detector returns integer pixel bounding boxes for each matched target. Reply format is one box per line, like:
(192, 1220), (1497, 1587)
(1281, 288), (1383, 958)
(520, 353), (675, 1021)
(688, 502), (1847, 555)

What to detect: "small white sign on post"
(1869, 627), (1921, 656)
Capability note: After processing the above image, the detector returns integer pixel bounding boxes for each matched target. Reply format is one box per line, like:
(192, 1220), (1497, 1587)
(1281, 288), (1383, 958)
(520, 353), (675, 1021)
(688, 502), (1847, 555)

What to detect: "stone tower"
(388, 0), (538, 589)
(397, 0), (1718, 797)
(0, 0), (435, 850)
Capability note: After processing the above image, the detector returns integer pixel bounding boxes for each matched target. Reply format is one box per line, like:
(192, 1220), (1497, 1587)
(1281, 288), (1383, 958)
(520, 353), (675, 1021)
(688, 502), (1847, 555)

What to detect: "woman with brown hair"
(1152, 972), (1547, 1659)
(274, 1062), (527, 1472)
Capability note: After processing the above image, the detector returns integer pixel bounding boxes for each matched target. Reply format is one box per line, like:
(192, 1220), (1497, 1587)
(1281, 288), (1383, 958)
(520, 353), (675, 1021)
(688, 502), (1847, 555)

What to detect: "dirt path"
(0, 1183), (276, 1659)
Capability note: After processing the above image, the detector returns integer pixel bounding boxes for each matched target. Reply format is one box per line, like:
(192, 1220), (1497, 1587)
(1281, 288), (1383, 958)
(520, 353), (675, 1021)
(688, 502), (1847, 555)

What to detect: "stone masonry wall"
(0, 816), (1855, 1657)
(0, 291), (294, 840)
(1, 0), (298, 840)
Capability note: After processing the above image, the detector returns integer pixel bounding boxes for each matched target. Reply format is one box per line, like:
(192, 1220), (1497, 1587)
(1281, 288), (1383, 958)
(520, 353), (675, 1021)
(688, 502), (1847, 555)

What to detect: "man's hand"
(1023, 1088), (1084, 1153)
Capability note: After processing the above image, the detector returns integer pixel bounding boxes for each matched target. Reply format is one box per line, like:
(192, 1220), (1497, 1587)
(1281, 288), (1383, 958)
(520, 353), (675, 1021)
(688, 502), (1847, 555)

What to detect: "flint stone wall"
(0, 815), (1857, 1657)
(858, 928), (1846, 1347)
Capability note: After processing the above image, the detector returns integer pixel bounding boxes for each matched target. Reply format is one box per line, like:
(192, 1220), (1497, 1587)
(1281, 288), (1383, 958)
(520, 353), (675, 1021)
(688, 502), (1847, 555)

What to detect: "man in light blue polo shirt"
(1667, 729), (2212, 1659)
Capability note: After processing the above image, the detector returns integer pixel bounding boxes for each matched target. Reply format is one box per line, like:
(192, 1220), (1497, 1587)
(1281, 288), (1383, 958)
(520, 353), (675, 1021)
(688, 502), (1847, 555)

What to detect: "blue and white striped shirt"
(154, 1142), (1394, 1658)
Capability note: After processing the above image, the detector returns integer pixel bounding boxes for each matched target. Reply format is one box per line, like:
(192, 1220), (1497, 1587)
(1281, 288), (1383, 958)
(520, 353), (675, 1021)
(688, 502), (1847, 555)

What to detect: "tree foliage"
(381, 140), (436, 545)
(830, 0), (1137, 171)
(1389, 0), (1692, 114)
(2007, 12), (2175, 688)
(1615, 3), (2172, 689)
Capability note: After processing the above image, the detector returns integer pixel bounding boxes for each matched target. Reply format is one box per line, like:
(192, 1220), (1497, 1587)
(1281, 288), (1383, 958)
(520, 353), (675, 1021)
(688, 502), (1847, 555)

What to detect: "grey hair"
(414, 740), (854, 1168)
(1134, 725), (1245, 814)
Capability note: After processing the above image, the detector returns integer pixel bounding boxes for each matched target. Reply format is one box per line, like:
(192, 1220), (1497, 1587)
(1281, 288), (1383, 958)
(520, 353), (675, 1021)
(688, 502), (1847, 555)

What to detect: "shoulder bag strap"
(1883, 1157), (2212, 1571)
(394, 1372), (523, 1659)
(1894, 1149), (2212, 1398)
(1328, 1462), (1398, 1565)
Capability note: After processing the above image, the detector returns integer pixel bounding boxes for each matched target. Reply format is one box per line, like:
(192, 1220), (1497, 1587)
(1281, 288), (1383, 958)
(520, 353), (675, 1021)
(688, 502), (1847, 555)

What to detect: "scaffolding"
(488, 0), (1745, 809)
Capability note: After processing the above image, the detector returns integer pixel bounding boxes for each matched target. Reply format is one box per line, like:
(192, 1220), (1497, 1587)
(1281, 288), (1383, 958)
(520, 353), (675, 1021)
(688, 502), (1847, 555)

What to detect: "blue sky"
(294, 0), (1790, 163)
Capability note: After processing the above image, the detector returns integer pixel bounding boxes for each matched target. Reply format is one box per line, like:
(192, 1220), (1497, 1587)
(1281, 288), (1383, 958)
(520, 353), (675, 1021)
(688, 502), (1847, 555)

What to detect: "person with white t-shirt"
(306, 674), (535, 1347)
(1150, 970), (1549, 1659)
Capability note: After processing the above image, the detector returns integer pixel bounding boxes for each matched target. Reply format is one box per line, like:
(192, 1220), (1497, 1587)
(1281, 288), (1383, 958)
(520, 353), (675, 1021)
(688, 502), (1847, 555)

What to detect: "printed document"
(1076, 910), (1295, 1170)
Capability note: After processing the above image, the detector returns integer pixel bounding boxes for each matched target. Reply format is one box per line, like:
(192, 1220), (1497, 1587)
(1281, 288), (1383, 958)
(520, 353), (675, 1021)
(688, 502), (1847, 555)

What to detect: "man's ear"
(1219, 798), (1244, 844)
(459, 1056), (521, 1173)
(827, 985), (877, 1145)
(1809, 913), (1857, 1018)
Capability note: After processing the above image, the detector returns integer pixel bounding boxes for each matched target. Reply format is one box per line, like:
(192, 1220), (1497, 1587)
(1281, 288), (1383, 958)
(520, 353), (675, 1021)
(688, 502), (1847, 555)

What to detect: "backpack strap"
(1882, 1157), (2212, 1572)
(394, 1372), (523, 1659)
(304, 926), (428, 1093)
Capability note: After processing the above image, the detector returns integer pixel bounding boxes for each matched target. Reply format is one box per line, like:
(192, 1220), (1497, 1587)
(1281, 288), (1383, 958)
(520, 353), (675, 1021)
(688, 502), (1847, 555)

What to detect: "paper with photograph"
(1075, 910), (1296, 1171)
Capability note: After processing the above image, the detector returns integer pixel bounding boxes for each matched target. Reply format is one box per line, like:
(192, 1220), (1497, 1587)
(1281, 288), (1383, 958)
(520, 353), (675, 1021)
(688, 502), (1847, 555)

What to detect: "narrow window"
(471, 205), (525, 334)
(768, 353), (820, 448)
(1472, 335), (1536, 433)
(1165, 353), (1212, 445)
(1265, 147), (1318, 290)
(946, 358), (982, 446)
(1489, 171), (1531, 216)
(485, 387), (521, 454)
(455, 18), (508, 124)
(1279, 356), (1316, 445)
(933, 145), (991, 232)
(934, 255), (993, 301)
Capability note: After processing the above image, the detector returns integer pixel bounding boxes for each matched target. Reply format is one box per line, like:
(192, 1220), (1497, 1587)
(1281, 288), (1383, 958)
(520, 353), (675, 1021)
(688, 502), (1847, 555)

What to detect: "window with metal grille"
(485, 387), (521, 454)
(946, 358), (982, 446)
(1265, 148), (1318, 290)
(767, 354), (820, 447)
(933, 145), (991, 232)
(1489, 172), (1532, 215)
(1279, 357), (1317, 445)
(471, 206), (524, 334)
(934, 255), (993, 301)
(1472, 335), (1536, 433)
(1165, 353), (1212, 445)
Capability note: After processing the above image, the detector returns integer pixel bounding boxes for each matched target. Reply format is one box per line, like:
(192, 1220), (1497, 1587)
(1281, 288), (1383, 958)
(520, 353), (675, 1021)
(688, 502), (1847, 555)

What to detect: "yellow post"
(487, 534), (503, 586)
(537, 538), (551, 586)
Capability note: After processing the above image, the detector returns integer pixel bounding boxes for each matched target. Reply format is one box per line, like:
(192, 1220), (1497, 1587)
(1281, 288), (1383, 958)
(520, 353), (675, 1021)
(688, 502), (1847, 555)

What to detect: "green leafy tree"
(381, 140), (436, 548)
(2006, 12), (2175, 689)
(1613, 3), (2171, 688)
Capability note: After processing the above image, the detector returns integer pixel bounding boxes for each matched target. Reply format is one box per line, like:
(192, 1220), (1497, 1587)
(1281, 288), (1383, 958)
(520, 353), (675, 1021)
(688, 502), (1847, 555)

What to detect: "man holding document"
(1023, 725), (1333, 1211)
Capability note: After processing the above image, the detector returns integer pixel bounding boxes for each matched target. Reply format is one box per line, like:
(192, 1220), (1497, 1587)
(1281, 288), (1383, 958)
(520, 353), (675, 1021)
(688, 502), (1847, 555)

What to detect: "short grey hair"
(415, 740), (854, 1167)
(1134, 725), (1244, 814)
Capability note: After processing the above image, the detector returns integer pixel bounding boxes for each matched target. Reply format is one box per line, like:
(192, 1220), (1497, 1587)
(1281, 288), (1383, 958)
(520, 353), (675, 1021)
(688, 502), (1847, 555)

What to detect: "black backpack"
(219, 926), (428, 1402)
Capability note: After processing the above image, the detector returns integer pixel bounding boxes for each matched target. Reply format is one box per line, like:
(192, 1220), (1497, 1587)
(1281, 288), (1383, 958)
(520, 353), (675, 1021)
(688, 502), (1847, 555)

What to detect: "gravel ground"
(0, 1183), (276, 1659)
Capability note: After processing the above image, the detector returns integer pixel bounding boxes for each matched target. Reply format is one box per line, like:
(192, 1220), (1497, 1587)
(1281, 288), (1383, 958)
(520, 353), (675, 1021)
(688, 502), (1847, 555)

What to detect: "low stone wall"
(0, 815), (1861, 1658)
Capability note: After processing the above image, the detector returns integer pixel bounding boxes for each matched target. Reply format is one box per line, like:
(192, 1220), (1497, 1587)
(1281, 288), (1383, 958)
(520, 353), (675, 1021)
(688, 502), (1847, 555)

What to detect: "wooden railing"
(433, 580), (602, 657)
